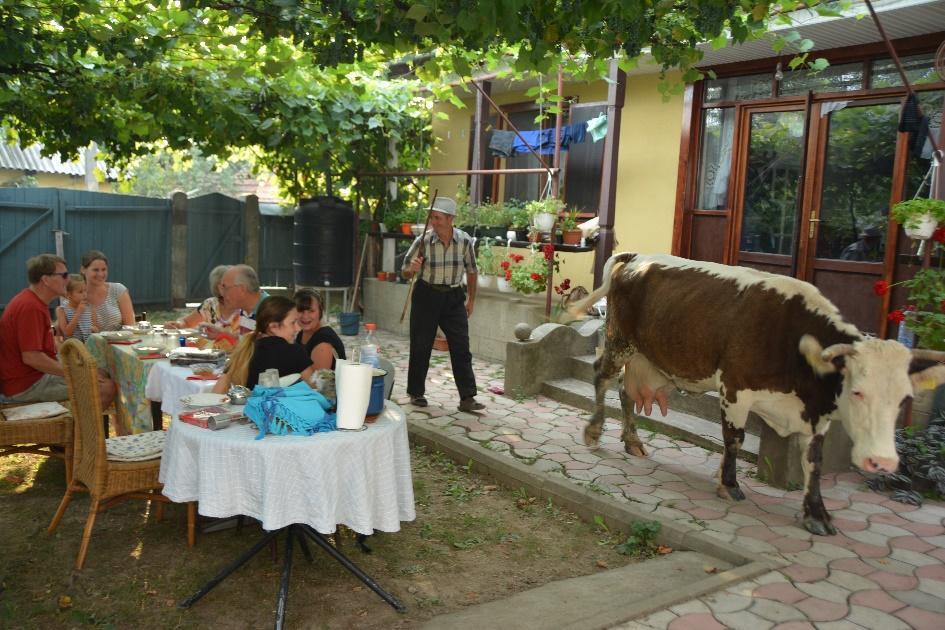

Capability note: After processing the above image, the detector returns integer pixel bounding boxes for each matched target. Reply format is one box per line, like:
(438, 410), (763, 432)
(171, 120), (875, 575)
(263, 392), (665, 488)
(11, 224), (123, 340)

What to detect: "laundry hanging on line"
(586, 113), (608, 142)
(488, 122), (588, 158)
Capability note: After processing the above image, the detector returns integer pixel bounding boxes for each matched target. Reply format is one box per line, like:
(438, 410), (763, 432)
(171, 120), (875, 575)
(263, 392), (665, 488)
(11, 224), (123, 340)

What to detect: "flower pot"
(376, 271), (388, 281)
(905, 214), (938, 240)
(497, 277), (514, 293)
(400, 222), (414, 235)
(533, 212), (555, 232)
(432, 335), (449, 352)
(562, 229), (582, 245)
(478, 274), (494, 289)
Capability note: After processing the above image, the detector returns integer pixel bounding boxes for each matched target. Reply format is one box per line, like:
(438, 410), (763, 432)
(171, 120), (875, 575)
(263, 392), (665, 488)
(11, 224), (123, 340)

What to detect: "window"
(695, 108), (736, 210)
(705, 74), (773, 103)
(779, 62), (863, 96)
(871, 53), (938, 89)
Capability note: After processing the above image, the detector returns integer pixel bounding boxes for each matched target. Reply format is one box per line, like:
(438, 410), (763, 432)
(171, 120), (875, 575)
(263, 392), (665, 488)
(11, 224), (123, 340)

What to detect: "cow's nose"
(862, 457), (899, 474)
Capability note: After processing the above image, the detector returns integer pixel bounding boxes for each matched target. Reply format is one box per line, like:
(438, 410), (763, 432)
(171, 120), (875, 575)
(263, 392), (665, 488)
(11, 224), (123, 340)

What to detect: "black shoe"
(458, 398), (485, 412)
(410, 396), (428, 407)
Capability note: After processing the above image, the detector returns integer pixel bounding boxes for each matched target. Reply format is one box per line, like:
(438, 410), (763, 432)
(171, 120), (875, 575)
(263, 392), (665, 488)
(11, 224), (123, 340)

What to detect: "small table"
(160, 402), (415, 626)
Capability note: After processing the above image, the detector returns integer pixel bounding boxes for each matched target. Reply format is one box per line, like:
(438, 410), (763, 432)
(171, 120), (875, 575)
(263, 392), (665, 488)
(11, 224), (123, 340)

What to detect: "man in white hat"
(401, 196), (485, 412)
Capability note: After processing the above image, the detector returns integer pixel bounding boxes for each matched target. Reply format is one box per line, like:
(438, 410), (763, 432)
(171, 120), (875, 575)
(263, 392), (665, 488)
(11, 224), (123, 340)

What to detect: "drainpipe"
(470, 80), (491, 205)
(593, 59), (626, 287)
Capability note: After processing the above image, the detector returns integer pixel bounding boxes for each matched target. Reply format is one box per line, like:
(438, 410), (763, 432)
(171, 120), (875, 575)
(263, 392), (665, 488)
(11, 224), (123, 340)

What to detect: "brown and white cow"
(569, 253), (945, 536)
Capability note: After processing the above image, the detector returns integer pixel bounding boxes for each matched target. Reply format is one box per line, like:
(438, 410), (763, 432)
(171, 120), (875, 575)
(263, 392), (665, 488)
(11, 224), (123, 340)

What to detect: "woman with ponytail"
(213, 296), (314, 393)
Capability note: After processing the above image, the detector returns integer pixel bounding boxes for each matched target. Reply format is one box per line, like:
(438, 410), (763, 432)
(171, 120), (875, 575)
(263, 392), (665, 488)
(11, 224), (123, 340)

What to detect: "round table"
(159, 402), (415, 535)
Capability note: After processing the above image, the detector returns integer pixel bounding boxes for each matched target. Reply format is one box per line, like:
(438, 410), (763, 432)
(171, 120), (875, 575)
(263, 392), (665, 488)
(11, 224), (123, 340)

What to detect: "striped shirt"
(405, 228), (477, 285)
(59, 301), (93, 341)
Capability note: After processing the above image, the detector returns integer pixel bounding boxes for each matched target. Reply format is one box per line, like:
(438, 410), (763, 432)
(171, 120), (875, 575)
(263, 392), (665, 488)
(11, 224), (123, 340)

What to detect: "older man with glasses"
(0, 254), (116, 407)
(216, 264), (269, 335)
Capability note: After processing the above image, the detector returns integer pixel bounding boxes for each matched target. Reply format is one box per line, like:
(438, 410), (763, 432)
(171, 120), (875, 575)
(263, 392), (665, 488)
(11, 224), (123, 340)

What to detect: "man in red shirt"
(0, 254), (116, 407)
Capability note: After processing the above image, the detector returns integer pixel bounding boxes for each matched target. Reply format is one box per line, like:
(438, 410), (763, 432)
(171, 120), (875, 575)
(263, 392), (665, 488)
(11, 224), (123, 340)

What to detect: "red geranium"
(873, 280), (889, 296)
(887, 310), (905, 324)
(542, 243), (555, 261)
(504, 269), (512, 281)
(500, 260), (510, 270)
(531, 272), (541, 281)
(933, 227), (945, 244)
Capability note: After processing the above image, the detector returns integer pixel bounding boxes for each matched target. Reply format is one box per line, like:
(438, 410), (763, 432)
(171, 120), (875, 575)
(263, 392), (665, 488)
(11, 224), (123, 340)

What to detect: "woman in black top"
(213, 296), (314, 392)
(294, 289), (346, 370)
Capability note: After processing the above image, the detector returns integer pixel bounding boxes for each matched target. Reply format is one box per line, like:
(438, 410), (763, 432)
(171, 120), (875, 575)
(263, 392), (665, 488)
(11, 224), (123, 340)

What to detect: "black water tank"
(293, 196), (355, 287)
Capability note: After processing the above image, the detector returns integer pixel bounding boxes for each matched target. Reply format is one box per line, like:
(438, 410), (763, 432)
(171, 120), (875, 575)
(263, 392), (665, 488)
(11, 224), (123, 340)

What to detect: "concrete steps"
(542, 377), (759, 462)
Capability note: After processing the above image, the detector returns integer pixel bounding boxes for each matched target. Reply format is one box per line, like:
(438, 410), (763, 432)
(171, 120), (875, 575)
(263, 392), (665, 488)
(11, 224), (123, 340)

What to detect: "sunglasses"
(46, 271), (69, 279)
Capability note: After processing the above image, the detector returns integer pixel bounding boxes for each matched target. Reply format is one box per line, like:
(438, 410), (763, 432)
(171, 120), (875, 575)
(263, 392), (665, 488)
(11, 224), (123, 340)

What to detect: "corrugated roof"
(0, 141), (111, 177)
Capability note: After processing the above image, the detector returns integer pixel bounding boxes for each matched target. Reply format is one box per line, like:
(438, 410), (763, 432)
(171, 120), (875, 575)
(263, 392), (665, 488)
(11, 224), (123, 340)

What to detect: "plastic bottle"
(359, 323), (381, 368)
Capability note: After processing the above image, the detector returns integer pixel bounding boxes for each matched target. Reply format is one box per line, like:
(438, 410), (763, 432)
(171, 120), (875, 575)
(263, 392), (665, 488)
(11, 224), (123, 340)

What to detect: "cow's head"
(800, 336), (945, 474)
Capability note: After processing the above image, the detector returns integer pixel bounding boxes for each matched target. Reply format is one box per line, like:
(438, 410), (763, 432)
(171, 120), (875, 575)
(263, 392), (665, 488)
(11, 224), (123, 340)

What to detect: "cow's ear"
(909, 361), (945, 392)
(800, 335), (837, 375)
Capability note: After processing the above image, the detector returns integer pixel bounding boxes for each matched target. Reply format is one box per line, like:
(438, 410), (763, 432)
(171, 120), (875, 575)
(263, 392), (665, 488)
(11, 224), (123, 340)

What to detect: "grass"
(1, 444), (644, 628)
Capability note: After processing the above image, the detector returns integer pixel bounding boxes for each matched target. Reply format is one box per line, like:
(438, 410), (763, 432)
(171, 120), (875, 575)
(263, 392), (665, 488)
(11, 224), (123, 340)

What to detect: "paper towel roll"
(335, 362), (374, 430)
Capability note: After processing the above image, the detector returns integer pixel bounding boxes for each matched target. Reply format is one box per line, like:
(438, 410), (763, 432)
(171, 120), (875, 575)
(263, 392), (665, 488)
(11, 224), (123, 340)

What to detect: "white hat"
(431, 196), (457, 216)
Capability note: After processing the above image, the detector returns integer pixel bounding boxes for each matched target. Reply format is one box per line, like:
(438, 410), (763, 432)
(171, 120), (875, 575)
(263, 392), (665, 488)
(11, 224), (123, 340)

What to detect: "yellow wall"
(0, 169), (115, 192)
(429, 72), (683, 294)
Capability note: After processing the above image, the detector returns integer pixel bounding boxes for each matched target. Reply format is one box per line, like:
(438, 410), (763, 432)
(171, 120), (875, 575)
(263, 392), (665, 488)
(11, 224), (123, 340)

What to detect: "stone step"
(569, 355), (764, 436)
(542, 377), (758, 462)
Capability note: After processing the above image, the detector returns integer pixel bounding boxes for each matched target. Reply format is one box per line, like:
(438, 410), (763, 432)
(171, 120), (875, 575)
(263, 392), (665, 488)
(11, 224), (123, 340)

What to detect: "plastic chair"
(47, 339), (196, 570)
(378, 357), (395, 400)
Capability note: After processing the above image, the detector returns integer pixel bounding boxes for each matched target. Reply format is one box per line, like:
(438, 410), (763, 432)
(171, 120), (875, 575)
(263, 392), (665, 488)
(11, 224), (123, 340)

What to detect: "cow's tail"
(563, 252), (636, 322)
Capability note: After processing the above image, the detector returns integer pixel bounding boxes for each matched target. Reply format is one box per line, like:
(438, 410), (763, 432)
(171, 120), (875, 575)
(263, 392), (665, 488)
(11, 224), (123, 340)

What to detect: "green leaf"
(405, 4), (430, 21)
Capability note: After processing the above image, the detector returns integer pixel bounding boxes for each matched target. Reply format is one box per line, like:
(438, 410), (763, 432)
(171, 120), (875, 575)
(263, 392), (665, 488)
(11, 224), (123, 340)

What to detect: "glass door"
(733, 107), (807, 276)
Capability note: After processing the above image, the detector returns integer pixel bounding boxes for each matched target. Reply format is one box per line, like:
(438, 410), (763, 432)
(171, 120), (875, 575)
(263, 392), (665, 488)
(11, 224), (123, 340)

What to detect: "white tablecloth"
(159, 402), (415, 534)
(144, 360), (216, 419)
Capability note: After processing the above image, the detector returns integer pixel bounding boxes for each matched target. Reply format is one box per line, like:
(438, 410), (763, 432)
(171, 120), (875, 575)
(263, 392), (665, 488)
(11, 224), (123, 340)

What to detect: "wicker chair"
(0, 401), (74, 485)
(47, 339), (195, 570)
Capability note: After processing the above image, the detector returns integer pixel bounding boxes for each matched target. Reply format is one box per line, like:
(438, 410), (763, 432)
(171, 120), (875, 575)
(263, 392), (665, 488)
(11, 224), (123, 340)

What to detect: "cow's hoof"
(803, 516), (837, 536)
(624, 442), (647, 457)
(717, 485), (745, 501)
(583, 425), (602, 448)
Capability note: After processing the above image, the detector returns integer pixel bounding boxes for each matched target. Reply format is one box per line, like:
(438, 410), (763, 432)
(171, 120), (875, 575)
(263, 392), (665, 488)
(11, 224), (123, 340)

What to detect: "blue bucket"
(366, 368), (387, 417)
(339, 312), (360, 336)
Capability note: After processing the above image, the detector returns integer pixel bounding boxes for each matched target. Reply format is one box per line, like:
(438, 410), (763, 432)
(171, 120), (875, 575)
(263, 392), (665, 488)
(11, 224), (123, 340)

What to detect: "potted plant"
(509, 244), (559, 295)
(560, 208), (582, 245)
(506, 199), (531, 240)
(497, 251), (524, 293)
(891, 198), (945, 240)
(475, 202), (508, 238)
(476, 238), (498, 289)
(526, 197), (564, 233)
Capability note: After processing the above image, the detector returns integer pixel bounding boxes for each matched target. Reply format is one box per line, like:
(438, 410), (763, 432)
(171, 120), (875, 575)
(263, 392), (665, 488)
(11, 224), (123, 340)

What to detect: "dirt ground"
(0, 444), (645, 628)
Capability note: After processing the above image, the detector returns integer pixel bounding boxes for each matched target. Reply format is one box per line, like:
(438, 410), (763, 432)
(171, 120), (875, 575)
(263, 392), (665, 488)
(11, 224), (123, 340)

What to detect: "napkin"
(138, 353), (165, 360)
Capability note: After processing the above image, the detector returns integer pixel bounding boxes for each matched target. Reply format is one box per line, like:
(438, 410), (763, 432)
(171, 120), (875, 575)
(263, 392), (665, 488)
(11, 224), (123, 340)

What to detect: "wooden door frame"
(727, 102), (809, 267)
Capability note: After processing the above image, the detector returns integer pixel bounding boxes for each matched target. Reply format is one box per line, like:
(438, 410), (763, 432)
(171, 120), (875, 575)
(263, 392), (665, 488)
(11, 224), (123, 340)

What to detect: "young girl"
(213, 296), (315, 393)
(56, 274), (98, 341)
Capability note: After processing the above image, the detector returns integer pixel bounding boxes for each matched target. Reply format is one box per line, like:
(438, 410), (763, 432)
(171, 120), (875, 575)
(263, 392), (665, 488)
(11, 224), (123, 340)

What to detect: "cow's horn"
(821, 343), (857, 363)
(800, 335), (853, 375)
(911, 348), (945, 363)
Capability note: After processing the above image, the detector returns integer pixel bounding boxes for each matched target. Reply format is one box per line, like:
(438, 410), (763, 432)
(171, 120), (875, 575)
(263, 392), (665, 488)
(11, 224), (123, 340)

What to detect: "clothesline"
(488, 113), (609, 158)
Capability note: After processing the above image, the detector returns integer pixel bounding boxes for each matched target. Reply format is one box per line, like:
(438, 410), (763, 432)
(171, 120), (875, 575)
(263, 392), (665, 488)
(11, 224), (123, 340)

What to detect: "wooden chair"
(0, 401), (74, 485)
(47, 339), (196, 570)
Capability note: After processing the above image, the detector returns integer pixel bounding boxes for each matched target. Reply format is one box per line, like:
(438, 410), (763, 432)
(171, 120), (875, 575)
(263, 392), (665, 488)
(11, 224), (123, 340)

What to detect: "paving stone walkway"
(366, 328), (945, 629)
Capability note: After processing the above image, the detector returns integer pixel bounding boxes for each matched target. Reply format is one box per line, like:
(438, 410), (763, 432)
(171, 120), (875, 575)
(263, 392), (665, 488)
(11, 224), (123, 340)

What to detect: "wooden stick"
(400, 188), (438, 323)
(347, 234), (370, 313)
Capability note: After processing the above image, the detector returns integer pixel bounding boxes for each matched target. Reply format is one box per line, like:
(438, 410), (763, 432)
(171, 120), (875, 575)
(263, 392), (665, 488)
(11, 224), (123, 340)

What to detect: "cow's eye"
(852, 390), (865, 400)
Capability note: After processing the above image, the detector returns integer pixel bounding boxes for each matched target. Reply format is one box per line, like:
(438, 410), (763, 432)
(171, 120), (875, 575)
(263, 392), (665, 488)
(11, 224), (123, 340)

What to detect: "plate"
(134, 346), (163, 355)
(279, 373), (301, 387)
(180, 393), (230, 408)
(101, 330), (133, 339)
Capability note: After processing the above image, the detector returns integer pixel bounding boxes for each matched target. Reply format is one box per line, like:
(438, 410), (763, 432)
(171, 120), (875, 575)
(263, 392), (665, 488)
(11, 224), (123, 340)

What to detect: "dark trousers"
(407, 281), (477, 400)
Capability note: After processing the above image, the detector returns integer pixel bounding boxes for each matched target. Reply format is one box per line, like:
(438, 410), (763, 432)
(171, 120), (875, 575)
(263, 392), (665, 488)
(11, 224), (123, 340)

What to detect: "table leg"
(178, 527), (282, 609)
(301, 525), (406, 612)
(151, 400), (163, 431)
(297, 532), (314, 563)
(274, 527), (294, 630)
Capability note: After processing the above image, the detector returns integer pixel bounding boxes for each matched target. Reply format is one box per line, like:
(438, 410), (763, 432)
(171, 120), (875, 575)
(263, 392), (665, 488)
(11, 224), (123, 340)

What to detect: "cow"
(568, 252), (945, 536)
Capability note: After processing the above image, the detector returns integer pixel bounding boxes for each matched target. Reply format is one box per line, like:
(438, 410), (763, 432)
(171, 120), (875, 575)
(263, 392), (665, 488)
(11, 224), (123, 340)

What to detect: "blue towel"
(245, 381), (336, 439)
(510, 123), (587, 156)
